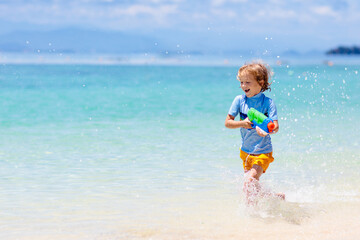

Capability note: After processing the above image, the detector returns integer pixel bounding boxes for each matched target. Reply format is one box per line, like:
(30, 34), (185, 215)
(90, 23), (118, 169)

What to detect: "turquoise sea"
(0, 62), (360, 239)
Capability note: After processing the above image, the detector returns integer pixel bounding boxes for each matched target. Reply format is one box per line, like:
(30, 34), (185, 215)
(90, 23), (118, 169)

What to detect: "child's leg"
(243, 165), (285, 202)
(243, 165), (263, 205)
(245, 164), (263, 180)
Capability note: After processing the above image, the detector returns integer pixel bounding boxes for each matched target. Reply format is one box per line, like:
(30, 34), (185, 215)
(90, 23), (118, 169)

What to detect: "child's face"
(239, 73), (262, 97)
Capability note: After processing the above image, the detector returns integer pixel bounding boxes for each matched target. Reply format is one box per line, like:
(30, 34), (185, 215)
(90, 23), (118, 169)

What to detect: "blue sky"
(0, 0), (359, 53)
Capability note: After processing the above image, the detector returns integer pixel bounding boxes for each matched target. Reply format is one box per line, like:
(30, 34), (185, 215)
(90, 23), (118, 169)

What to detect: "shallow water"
(0, 63), (359, 239)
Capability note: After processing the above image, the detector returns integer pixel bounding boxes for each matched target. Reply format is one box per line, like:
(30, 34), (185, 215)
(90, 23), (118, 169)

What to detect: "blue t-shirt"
(228, 92), (278, 154)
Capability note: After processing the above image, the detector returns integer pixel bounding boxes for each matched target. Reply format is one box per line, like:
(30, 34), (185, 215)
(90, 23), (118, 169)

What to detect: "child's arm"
(225, 114), (253, 129)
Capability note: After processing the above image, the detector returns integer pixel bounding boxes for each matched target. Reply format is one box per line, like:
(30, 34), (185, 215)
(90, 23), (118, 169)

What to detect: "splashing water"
(0, 64), (359, 239)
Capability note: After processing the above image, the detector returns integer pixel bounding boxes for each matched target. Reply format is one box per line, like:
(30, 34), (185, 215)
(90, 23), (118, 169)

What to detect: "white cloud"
(211, 0), (247, 7)
(311, 5), (339, 17)
(0, 0), (359, 36)
(265, 8), (297, 19)
(210, 8), (236, 18)
(0, 2), (179, 29)
(111, 4), (177, 17)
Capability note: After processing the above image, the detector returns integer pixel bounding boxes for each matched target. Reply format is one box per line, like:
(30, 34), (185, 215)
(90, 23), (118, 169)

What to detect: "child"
(224, 62), (284, 204)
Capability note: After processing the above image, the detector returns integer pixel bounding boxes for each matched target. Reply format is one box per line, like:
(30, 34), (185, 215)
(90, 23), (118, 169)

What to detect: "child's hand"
(241, 118), (253, 129)
(256, 126), (268, 137)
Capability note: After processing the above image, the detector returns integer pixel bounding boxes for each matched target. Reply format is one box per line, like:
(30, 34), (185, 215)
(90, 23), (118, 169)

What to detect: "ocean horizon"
(2, 51), (360, 66)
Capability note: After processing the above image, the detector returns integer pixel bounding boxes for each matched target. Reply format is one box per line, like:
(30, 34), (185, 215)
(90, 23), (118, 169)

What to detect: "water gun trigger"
(250, 121), (257, 129)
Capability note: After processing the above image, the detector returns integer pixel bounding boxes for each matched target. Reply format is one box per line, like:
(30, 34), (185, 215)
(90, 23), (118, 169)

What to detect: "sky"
(0, 0), (359, 54)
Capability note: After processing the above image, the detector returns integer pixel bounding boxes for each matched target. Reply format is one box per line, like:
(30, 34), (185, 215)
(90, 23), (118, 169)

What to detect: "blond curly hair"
(237, 62), (272, 92)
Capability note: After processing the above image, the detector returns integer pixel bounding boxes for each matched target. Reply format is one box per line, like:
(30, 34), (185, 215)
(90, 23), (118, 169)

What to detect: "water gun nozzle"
(267, 122), (275, 133)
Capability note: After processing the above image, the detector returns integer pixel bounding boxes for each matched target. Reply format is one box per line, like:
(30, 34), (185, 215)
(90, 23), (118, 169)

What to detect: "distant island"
(326, 46), (360, 55)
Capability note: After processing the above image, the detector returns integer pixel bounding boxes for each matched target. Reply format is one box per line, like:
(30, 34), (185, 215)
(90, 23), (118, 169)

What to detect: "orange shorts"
(240, 149), (274, 173)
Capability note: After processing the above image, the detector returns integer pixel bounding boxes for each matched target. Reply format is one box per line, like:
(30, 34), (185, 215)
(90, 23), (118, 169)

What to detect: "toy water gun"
(247, 108), (275, 133)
